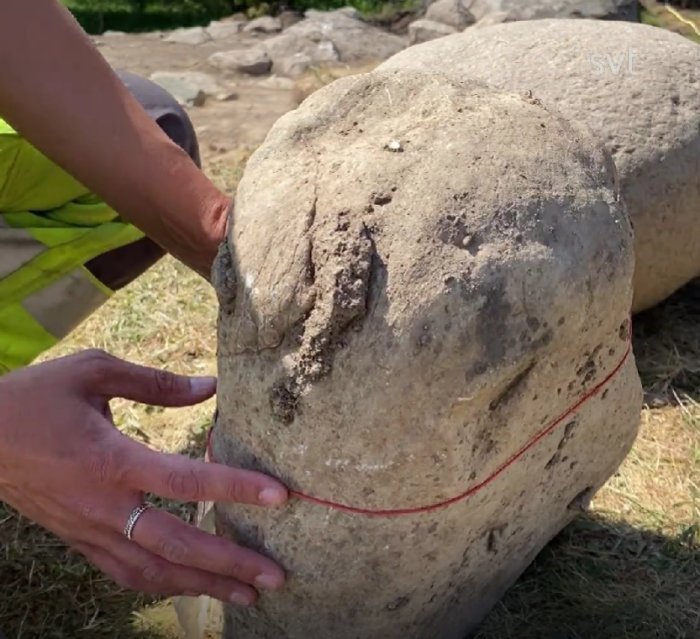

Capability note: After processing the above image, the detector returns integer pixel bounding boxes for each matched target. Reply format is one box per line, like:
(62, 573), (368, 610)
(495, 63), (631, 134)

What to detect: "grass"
(642, 1), (700, 43)
(61, 0), (420, 33)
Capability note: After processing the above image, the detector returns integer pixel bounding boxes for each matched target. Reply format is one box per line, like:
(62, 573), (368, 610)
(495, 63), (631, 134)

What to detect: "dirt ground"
(96, 31), (296, 151)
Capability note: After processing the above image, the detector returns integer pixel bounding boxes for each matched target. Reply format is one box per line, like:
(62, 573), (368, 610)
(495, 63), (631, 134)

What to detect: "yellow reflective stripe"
(0, 119), (87, 212)
(22, 267), (109, 339)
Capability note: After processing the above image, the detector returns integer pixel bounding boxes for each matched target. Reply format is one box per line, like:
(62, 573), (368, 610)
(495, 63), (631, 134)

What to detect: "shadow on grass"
(0, 502), (159, 639)
(473, 514), (699, 639)
(633, 278), (700, 405)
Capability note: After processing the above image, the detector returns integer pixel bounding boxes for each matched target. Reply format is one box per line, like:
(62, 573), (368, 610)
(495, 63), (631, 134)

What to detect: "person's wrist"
(144, 141), (231, 275)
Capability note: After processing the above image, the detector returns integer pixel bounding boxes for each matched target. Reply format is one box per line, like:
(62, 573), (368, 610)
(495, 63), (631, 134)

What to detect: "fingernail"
(255, 573), (283, 591)
(190, 376), (217, 394)
(229, 591), (252, 606)
(259, 487), (286, 506)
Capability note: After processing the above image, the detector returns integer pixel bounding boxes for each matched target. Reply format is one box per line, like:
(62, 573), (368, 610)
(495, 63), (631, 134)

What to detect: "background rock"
(149, 70), (236, 105)
(244, 15), (283, 33)
(213, 68), (641, 639)
(208, 48), (272, 75)
(425, 0), (476, 28)
(263, 9), (405, 76)
(150, 71), (208, 106)
(265, 33), (340, 75)
(468, 0), (640, 21)
(279, 10), (304, 29)
(471, 10), (511, 28)
(409, 18), (458, 43)
(163, 25), (212, 45)
(382, 20), (700, 311)
(273, 51), (315, 77)
(206, 20), (244, 40)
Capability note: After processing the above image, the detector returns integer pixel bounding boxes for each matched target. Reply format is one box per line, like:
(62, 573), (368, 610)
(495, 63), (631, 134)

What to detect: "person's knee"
(116, 70), (201, 167)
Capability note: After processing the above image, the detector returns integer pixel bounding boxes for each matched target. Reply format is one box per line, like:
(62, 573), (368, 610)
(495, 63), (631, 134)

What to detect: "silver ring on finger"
(123, 503), (153, 541)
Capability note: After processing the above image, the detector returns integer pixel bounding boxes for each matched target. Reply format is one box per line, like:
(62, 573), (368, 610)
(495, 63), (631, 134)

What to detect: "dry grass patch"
(642, 1), (700, 42)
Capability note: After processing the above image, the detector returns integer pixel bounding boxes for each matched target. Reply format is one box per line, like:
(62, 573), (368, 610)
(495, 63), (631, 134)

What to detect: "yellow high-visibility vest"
(0, 118), (143, 372)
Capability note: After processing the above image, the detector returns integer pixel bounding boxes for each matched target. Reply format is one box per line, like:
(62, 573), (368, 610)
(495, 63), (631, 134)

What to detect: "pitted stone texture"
(381, 20), (700, 311)
(213, 69), (642, 638)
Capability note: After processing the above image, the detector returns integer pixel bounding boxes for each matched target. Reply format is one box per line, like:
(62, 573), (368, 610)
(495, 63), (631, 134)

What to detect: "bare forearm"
(0, 0), (227, 273)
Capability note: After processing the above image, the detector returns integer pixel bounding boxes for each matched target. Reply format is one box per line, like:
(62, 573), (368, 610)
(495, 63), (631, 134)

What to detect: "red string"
(208, 341), (632, 517)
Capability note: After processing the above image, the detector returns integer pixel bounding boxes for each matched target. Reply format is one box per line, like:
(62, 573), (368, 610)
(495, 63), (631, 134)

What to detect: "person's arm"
(0, 0), (227, 276)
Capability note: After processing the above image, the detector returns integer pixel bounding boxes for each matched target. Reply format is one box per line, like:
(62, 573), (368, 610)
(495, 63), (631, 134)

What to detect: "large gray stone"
(243, 15), (283, 33)
(273, 52), (314, 77)
(149, 71), (235, 105)
(164, 26), (212, 45)
(263, 9), (405, 75)
(208, 48), (272, 75)
(381, 20), (700, 311)
(468, 0), (640, 21)
(149, 71), (208, 106)
(265, 33), (340, 76)
(471, 10), (511, 28)
(212, 68), (642, 639)
(206, 19), (244, 40)
(425, 0), (476, 28)
(409, 18), (458, 44)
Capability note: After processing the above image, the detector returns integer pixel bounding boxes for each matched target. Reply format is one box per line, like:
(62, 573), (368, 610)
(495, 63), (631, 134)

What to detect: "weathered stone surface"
(243, 15), (283, 33)
(409, 18), (458, 44)
(213, 69), (642, 638)
(164, 26), (212, 45)
(471, 10), (511, 28)
(468, 0), (640, 21)
(263, 8), (405, 75)
(381, 20), (700, 311)
(279, 10), (303, 29)
(274, 52), (315, 77)
(425, 0), (476, 28)
(206, 19), (244, 40)
(208, 48), (272, 75)
(265, 33), (340, 75)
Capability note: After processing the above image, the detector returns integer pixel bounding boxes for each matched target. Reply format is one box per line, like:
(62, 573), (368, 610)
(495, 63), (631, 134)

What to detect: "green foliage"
(63, 0), (412, 32)
(63, 1), (238, 33)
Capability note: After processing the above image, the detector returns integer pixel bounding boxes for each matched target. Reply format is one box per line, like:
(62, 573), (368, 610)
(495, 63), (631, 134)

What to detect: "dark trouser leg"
(84, 71), (201, 290)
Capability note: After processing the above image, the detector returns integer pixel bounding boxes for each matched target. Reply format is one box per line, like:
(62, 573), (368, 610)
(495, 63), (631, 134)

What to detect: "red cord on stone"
(207, 341), (632, 517)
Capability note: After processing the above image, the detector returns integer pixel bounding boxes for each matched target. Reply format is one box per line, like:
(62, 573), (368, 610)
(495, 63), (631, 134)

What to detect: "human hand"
(0, 350), (288, 605)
